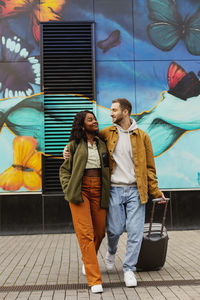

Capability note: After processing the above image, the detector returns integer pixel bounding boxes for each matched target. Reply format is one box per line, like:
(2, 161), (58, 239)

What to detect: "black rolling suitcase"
(136, 198), (170, 271)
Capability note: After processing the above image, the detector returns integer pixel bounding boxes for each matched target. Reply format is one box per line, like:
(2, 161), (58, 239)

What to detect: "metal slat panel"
(41, 22), (95, 194)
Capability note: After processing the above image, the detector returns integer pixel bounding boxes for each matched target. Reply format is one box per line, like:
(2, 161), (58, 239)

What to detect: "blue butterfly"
(147, 0), (200, 55)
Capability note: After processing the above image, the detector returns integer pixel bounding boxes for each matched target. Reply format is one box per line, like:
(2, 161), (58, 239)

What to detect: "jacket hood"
(114, 118), (137, 133)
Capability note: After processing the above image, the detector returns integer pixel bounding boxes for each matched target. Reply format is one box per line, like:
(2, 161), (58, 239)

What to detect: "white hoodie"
(111, 119), (138, 186)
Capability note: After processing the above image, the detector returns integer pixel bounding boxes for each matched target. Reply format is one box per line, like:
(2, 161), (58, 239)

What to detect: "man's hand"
(63, 145), (70, 160)
(158, 192), (167, 204)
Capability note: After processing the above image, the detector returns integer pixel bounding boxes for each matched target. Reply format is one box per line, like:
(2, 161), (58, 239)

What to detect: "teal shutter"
(41, 22), (95, 194)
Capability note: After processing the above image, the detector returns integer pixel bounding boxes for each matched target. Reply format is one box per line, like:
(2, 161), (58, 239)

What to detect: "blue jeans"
(107, 186), (145, 272)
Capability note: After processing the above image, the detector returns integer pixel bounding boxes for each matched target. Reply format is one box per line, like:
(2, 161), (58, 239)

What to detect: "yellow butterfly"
(0, 136), (42, 191)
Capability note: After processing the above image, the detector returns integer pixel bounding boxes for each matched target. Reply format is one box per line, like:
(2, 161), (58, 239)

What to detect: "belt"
(84, 168), (101, 177)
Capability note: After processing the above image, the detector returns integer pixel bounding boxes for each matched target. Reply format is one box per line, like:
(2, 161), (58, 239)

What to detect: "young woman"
(59, 111), (110, 293)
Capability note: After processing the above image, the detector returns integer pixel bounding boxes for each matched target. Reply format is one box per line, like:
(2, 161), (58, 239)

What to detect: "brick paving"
(0, 230), (199, 299)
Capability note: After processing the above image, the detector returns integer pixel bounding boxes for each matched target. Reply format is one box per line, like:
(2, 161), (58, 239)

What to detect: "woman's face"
(83, 113), (98, 133)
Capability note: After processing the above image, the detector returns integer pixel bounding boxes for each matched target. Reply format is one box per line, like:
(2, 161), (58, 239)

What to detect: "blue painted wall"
(0, 0), (200, 192)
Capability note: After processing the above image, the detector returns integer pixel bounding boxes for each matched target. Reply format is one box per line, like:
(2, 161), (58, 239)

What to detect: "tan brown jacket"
(99, 125), (162, 204)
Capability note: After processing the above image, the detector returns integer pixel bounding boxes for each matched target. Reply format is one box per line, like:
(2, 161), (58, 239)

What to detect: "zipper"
(79, 140), (88, 203)
(96, 139), (103, 208)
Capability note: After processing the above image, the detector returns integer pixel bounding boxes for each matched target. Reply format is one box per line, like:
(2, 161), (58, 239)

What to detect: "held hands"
(63, 145), (70, 159)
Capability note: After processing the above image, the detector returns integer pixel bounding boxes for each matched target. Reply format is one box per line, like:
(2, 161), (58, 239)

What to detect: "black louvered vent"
(41, 22), (95, 194)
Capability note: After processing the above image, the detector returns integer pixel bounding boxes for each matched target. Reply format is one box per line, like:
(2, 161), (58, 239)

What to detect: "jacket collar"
(94, 135), (101, 142)
(83, 135), (101, 144)
(109, 125), (138, 135)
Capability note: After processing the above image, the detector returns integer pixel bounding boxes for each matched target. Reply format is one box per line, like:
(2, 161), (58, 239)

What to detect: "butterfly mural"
(0, 94), (44, 151)
(0, 0), (67, 42)
(97, 30), (121, 53)
(0, 25), (40, 98)
(167, 62), (186, 89)
(147, 0), (200, 55)
(167, 61), (200, 100)
(0, 136), (42, 191)
(132, 61), (200, 156)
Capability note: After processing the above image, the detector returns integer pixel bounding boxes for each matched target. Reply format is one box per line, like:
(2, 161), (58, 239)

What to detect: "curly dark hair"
(69, 110), (97, 143)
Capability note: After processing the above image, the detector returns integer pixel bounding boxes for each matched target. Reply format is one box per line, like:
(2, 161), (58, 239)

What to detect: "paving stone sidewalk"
(0, 230), (199, 299)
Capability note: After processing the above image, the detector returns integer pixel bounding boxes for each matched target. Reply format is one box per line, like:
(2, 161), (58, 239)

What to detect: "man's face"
(110, 102), (123, 124)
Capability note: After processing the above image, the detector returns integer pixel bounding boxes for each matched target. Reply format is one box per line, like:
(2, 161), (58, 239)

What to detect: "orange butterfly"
(0, 0), (67, 42)
(0, 136), (42, 191)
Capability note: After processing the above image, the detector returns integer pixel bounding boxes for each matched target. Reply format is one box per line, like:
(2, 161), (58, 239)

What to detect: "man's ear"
(123, 109), (129, 117)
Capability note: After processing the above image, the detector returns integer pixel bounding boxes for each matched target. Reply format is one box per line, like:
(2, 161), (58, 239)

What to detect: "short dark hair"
(112, 98), (132, 115)
(69, 110), (97, 143)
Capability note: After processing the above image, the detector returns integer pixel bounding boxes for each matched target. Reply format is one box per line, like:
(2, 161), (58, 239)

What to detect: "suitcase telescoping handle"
(148, 198), (170, 238)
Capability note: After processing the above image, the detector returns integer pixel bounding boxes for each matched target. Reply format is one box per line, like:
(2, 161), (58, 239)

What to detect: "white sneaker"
(82, 264), (86, 275)
(104, 251), (115, 270)
(124, 270), (137, 287)
(91, 284), (103, 293)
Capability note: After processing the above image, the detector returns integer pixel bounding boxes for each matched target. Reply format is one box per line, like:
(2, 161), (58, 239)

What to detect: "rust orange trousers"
(69, 176), (106, 287)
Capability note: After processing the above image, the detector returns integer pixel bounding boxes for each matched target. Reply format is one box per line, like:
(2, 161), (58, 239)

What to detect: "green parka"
(59, 137), (110, 208)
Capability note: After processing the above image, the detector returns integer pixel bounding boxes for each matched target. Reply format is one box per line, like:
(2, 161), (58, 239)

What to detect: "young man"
(63, 98), (166, 287)
(99, 98), (165, 287)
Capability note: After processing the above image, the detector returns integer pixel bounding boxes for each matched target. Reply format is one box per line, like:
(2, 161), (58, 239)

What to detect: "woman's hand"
(63, 145), (70, 160)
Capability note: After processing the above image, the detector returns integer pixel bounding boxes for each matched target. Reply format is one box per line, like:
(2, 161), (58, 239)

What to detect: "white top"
(111, 119), (138, 186)
(85, 141), (101, 169)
